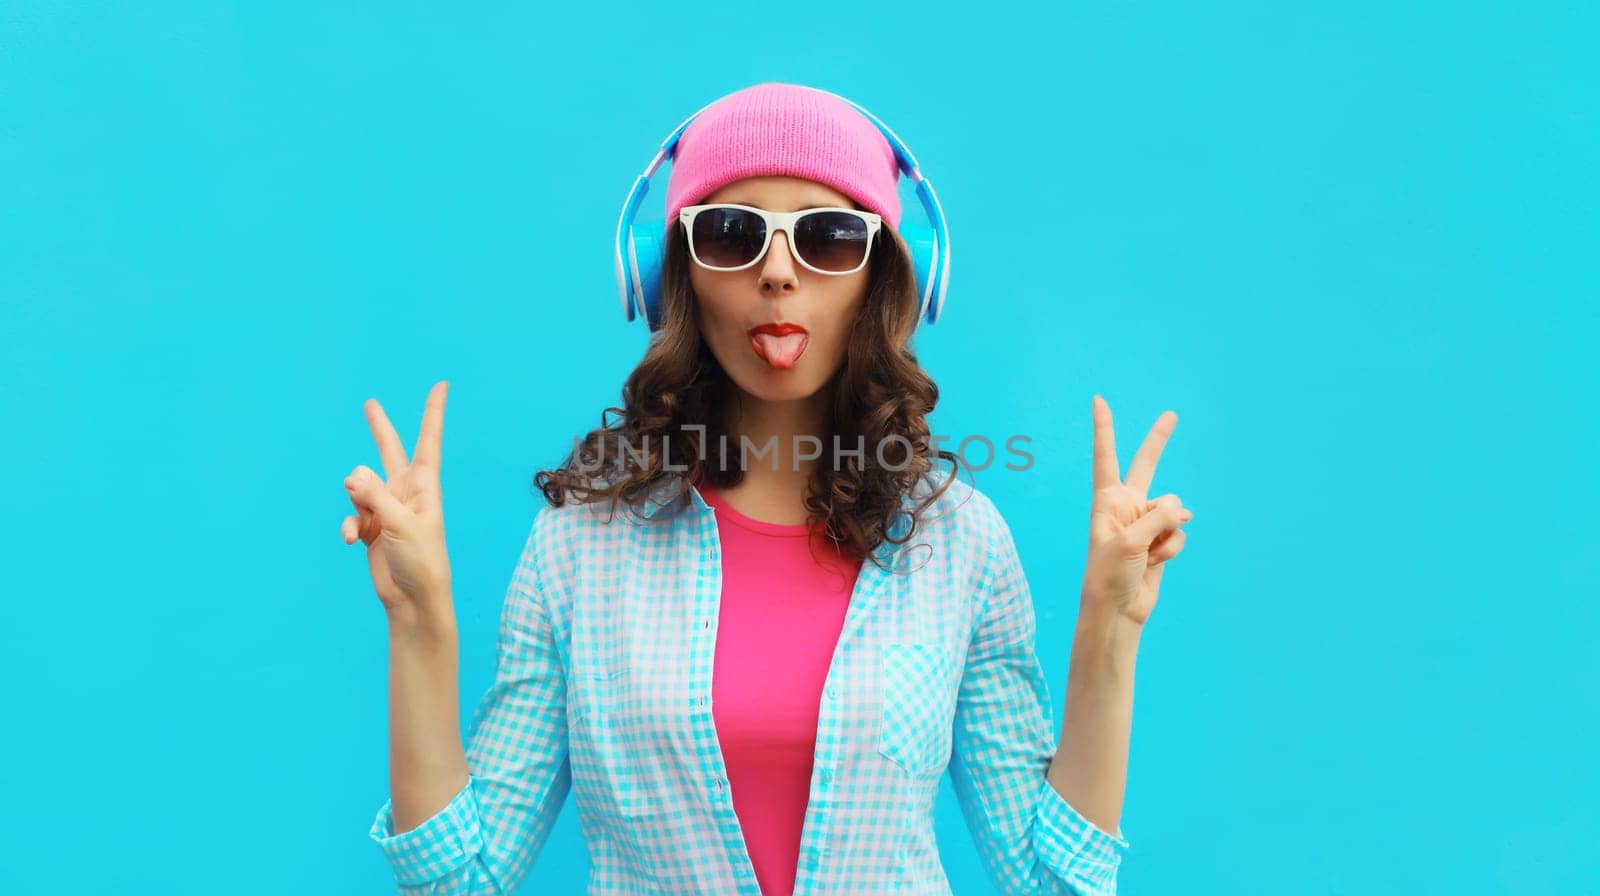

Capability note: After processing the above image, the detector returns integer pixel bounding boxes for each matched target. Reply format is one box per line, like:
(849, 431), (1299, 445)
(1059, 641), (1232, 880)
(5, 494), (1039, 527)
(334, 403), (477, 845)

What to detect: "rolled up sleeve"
(369, 777), (487, 889)
(1034, 773), (1129, 895)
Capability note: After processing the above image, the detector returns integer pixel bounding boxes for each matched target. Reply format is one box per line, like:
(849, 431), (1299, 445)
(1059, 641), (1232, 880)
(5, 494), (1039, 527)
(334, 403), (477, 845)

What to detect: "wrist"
(1078, 582), (1142, 631)
(387, 599), (457, 647)
(1071, 604), (1142, 670)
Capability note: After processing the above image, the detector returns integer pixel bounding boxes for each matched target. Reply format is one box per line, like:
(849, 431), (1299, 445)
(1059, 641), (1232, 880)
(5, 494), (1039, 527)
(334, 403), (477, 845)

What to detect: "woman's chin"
(730, 363), (828, 403)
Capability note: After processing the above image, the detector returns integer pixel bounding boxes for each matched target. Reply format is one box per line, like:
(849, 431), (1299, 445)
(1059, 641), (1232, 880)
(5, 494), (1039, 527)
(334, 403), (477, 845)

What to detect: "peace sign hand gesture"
(341, 381), (455, 632)
(1080, 395), (1194, 627)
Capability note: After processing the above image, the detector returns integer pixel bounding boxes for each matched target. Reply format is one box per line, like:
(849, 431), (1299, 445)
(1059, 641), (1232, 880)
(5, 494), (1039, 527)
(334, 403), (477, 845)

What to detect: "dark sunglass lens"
(691, 207), (765, 268)
(795, 212), (871, 272)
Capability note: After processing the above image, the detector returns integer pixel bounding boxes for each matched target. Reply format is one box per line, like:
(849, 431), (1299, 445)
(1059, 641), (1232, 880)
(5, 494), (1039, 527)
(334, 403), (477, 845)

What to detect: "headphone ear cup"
(627, 222), (666, 330)
(896, 223), (938, 325)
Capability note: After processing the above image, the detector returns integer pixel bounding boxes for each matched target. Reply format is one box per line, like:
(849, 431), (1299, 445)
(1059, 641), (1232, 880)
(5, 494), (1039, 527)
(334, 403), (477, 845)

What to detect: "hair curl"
(532, 220), (964, 571)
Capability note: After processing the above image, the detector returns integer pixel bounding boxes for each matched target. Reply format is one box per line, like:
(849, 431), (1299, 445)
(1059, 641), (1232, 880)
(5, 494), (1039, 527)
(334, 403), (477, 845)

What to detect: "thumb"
(344, 465), (412, 529)
(1124, 494), (1191, 550)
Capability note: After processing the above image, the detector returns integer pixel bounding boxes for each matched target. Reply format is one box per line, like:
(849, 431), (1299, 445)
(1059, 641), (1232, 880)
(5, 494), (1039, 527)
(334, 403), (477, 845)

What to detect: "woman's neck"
(709, 385), (833, 522)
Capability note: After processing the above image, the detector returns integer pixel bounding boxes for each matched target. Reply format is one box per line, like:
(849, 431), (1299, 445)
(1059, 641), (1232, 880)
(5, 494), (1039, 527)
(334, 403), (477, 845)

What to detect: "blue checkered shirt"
(370, 471), (1131, 894)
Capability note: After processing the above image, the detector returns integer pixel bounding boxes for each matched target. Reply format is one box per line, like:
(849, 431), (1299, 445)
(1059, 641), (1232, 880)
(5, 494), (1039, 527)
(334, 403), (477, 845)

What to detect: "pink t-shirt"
(698, 482), (864, 896)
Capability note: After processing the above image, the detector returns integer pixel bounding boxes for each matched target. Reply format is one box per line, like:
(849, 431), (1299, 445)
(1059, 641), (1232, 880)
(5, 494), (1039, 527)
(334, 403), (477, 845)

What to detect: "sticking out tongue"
(750, 332), (808, 370)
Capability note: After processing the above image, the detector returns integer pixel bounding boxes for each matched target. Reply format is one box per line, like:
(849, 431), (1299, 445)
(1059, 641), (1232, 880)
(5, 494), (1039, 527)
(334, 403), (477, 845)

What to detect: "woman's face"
(689, 175), (871, 404)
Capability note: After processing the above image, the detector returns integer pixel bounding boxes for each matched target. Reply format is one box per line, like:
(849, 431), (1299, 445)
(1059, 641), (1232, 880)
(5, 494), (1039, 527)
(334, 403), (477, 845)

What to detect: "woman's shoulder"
(504, 490), (645, 621)
(906, 465), (1013, 546)
(524, 486), (646, 551)
(519, 472), (692, 570)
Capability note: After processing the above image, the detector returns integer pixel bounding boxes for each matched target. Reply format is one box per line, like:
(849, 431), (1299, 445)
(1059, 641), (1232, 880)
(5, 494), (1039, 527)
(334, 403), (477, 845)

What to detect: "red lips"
(749, 322), (808, 337)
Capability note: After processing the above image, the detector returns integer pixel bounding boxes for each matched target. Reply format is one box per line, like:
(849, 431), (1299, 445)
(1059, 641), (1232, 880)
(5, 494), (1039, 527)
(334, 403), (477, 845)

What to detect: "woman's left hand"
(1081, 395), (1194, 627)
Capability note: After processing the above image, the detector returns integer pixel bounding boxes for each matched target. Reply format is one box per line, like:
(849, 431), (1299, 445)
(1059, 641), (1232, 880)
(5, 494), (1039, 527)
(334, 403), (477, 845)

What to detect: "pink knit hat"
(664, 83), (903, 233)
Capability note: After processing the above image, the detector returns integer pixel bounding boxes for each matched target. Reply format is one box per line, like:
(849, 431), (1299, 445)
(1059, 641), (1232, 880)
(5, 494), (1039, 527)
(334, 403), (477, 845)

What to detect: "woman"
(342, 82), (1193, 895)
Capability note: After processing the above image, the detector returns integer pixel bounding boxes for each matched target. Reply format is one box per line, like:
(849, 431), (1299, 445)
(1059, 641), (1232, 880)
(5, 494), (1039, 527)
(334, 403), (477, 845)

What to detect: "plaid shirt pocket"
(877, 642), (957, 776)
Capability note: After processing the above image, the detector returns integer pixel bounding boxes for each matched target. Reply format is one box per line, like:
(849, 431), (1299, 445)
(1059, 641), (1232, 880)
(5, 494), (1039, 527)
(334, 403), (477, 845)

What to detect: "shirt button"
(826, 686), (839, 699)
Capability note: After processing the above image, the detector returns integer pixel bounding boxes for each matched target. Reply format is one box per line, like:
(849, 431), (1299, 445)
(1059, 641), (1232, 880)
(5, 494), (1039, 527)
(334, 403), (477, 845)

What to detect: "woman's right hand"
(341, 380), (454, 631)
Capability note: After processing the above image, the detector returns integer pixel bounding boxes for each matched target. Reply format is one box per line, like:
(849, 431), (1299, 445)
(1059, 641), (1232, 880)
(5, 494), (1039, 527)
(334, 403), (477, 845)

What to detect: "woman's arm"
(369, 516), (574, 894)
(1046, 610), (1141, 840)
(387, 608), (470, 833)
(1051, 394), (1192, 853)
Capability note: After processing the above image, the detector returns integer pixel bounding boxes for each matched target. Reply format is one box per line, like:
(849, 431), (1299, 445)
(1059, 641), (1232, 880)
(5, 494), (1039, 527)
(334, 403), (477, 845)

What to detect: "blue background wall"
(3, 2), (1595, 893)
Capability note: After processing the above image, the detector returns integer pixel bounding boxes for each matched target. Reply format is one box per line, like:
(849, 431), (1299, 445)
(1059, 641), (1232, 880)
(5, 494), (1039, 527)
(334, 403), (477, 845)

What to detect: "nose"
(758, 230), (799, 293)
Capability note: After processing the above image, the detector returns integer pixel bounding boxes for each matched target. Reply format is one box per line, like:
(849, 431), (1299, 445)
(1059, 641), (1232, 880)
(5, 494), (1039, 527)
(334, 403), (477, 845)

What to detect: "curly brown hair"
(532, 221), (964, 571)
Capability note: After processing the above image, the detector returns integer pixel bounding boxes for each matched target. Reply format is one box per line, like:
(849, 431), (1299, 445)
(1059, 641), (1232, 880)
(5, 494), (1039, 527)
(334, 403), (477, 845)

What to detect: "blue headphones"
(613, 86), (951, 332)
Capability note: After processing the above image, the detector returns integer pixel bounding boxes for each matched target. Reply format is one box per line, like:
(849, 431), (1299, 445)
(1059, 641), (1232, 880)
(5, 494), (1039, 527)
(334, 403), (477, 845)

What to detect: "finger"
(1142, 494), (1196, 517)
(413, 380), (449, 469)
(1142, 555), (1168, 593)
(1149, 528), (1187, 565)
(344, 465), (411, 528)
(1091, 394), (1120, 491)
(1125, 494), (1190, 548)
(341, 514), (376, 545)
(359, 511), (382, 545)
(1142, 494), (1195, 516)
(364, 399), (411, 482)
(1125, 410), (1177, 500)
(347, 487), (376, 528)
(356, 505), (384, 545)
(409, 459), (441, 507)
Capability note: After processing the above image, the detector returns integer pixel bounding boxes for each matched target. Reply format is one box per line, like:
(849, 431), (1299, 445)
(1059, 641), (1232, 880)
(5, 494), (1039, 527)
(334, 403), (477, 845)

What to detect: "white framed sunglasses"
(677, 203), (882, 275)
